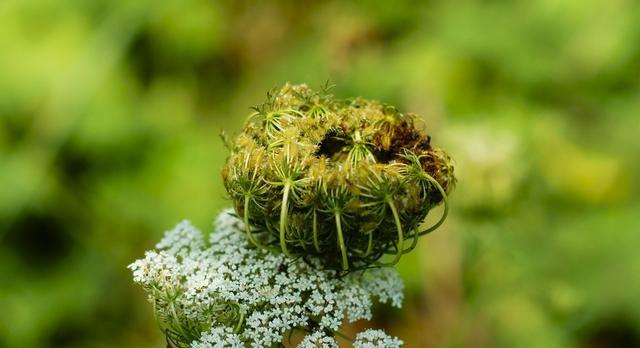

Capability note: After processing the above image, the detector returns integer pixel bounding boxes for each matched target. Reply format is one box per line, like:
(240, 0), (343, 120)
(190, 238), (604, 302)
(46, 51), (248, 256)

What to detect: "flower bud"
(222, 83), (455, 271)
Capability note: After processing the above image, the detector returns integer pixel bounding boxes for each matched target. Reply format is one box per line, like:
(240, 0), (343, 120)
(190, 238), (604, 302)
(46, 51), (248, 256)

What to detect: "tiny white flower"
(298, 330), (339, 348)
(354, 329), (403, 348)
(191, 326), (243, 348)
(130, 209), (405, 347)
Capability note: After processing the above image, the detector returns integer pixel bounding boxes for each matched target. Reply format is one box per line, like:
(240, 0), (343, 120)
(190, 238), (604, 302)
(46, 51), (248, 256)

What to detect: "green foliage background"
(1, 0), (639, 347)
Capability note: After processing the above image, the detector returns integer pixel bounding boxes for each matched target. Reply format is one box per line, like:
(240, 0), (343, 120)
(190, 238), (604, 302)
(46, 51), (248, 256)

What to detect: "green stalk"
(364, 230), (373, 256)
(233, 308), (244, 333)
(169, 300), (189, 342)
(335, 212), (349, 272)
(279, 181), (294, 257)
(332, 329), (354, 343)
(377, 199), (404, 266)
(402, 228), (420, 254)
(244, 195), (269, 250)
(312, 208), (321, 252)
(418, 174), (449, 236)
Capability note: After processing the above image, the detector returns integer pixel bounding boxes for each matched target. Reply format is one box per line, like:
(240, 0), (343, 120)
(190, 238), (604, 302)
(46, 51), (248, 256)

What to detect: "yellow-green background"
(1, 0), (639, 347)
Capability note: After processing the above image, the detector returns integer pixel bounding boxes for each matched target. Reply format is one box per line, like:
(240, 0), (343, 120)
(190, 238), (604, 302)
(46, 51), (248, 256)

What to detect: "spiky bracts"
(222, 83), (455, 272)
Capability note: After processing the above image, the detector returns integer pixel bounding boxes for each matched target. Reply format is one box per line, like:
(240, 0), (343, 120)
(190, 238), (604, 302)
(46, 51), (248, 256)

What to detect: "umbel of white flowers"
(129, 210), (404, 348)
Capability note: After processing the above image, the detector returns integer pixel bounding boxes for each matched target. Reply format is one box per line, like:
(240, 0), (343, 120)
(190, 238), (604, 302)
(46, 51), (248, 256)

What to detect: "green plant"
(222, 83), (455, 272)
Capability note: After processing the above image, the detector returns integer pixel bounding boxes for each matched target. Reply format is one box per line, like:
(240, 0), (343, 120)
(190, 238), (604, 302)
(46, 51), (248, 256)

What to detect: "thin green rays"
(222, 84), (455, 271)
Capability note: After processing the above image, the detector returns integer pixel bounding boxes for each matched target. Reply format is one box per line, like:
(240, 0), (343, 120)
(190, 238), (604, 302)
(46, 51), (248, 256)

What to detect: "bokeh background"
(1, 0), (639, 347)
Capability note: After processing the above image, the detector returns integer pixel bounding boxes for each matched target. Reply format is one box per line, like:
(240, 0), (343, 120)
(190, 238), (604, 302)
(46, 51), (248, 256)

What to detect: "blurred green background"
(1, 0), (639, 347)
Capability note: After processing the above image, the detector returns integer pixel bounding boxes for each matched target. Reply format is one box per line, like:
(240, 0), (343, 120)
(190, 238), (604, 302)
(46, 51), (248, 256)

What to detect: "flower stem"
(332, 329), (354, 342)
(418, 174), (449, 236)
(377, 199), (404, 267)
(364, 230), (373, 256)
(233, 307), (245, 333)
(312, 208), (321, 252)
(280, 181), (294, 257)
(244, 195), (269, 250)
(402, 228), (420, 254)
(334, 212), (349, 272)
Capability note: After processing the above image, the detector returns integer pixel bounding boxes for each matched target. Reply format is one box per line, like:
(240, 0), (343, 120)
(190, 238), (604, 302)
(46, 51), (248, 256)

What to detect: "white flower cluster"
(191, 327), (243, 348)
(129, 210), (404, 347)
(297, 331), (339, 348)
(354, 330), (403, 348)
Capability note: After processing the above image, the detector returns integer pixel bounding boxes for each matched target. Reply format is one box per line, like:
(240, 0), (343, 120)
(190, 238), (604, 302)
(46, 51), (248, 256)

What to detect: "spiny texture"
(129, 210), (404, 348)
(222, 83), (456, 271)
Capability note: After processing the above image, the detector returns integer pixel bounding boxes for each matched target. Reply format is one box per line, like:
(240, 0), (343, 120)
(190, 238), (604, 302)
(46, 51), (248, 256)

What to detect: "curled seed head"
(222, 83), (456, 271)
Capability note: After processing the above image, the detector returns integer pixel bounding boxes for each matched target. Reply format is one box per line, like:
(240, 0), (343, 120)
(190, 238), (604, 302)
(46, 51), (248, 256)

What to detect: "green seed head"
(222, 83), (455, 271)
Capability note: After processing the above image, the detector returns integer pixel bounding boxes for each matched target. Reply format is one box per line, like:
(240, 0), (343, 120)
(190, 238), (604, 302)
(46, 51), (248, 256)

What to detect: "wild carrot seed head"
(222, 83), (456, 271)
